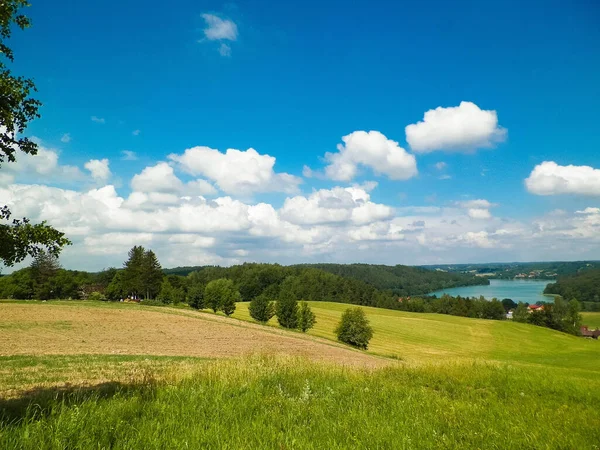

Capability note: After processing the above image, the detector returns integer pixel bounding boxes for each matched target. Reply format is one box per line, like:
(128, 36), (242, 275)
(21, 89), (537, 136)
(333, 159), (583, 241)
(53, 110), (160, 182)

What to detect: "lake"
(428, 279), (555, 304)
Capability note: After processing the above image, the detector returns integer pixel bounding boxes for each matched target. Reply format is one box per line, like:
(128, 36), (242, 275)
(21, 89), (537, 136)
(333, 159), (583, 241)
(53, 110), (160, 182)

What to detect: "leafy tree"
(221, 289), (239, 316)
(204, 278), (239, 314)
(157, 278), (175, 304)
(29, 251), (60, 299)
(566, 299), (582, 335)
(335, 307), (374, 350)
(276, 296), (299, 329)
(172, 287), (186, 305)
(298, 301), (316, 332)
(249, 295), (275, 323)
(188, 285), (205, 309)
(0, 2), (71, 267)
(501, 298), (517, 312)
(481, 298), (506, 320)
(105, 271), (126, 301)
(141, 250), (163, 300)
(513, 302), (529, 322)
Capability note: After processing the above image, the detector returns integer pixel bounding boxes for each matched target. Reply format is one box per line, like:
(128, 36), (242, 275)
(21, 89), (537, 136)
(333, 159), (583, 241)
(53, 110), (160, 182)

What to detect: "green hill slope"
(234, 301), (600, 372)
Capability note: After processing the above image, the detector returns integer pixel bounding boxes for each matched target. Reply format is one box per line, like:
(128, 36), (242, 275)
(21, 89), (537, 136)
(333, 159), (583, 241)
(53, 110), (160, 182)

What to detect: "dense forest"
(168, 263), (488, 296)
(544, 269), (600, 311)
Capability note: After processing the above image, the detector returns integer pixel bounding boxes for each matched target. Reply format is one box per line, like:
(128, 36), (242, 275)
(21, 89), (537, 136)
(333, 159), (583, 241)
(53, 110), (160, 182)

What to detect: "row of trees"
(396, 294), (508, 320)
(544, 268), (600, 310)
(247, 296), (316, 332)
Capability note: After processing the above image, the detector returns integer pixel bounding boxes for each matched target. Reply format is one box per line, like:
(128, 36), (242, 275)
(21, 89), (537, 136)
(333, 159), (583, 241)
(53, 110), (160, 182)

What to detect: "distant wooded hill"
(544, 268), (600, 311)
(165, 263), (488, 297)
(422, 261), (600, 280)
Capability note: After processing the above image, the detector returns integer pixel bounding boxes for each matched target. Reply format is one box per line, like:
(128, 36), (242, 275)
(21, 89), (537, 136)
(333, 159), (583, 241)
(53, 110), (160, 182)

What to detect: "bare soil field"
(0, 302), (387, 368)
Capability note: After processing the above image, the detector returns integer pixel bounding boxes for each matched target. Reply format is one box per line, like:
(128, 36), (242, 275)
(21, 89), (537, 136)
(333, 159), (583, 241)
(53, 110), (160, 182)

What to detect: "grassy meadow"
(1, 300), (599, 449)
(582, 312), (600, 329)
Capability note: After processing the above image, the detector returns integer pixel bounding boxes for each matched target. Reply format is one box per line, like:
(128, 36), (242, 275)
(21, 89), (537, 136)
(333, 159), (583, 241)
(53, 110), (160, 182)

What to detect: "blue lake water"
(428, 279), (555, 304)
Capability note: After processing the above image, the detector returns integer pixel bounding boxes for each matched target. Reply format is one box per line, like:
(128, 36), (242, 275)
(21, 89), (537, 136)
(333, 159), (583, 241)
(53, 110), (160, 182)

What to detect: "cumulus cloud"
(84, 159), (111, 182)
(280, 186), (393, 226)
(169, 146), (301, 195)
(201, 14), (238, 41)
(131, 162), (183, 193)
(405, 101), (507, 153)
(525, 161), (600, 196)
(455, 199), (496, 220)
(323, 130), (417, 181)
(4, 146), (83, 183)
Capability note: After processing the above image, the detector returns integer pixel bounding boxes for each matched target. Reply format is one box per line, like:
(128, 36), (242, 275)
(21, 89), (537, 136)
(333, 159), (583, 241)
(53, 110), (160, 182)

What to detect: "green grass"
(233, 302), (600, 372)
(2, 300), (599, 448)
(582, 312), (600, 329)
(1, 356), (599, 449)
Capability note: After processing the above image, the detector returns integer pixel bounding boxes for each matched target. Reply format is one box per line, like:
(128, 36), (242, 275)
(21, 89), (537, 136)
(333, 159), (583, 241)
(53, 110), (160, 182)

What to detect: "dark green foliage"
(501, 298), (517, 312)
(204, 279), (239, 314)
(276, 295), (299, 329)
(513, 303), (529, 322)
(481, 299), (506, 320)
(88, 291), (106, 301)
(294, 263), (489, 296)
(335, 307), (374, 349)
(0, 2), (71, 267)
(105, 271), (125, 301)
(544, 268), (600, 304)
(121, 246), (164, 300)
(248, 295), (275, 322)
(298, 302), (316, 332)
(187, 285), (205, 309)
(221, 290), (239, 316)
(157, 278), (175, 305)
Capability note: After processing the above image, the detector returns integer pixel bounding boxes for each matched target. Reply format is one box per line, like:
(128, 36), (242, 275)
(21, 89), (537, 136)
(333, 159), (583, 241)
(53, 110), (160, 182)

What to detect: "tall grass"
(1, 356), (599, 449)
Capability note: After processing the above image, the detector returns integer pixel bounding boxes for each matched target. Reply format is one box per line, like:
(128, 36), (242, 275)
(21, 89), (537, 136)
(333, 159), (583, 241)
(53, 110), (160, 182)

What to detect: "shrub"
(88, 291), (107, 302)
(221, 290), (240, 317)
(298, 302), (316, 332)
(157, 279), (174, 304)
(276, 297), (299, 329)
(249, 295), (275, 323)
(335, 307), (373, 350)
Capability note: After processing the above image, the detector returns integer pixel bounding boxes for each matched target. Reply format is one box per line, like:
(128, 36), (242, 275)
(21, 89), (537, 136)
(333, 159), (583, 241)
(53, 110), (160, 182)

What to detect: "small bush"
(88, 292), (107, 302)
(335, 307), (373, 350)
(298, 302), (316, 332)
(188, 286), (205, 310)
(249, 295), (275, 323)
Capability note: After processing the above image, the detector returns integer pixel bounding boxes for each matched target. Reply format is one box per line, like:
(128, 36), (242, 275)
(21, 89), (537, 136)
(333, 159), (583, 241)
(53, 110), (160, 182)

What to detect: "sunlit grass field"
(582, 312), (600, 329)
(233, 302), (600, 372)
(1, 300), (599, 448)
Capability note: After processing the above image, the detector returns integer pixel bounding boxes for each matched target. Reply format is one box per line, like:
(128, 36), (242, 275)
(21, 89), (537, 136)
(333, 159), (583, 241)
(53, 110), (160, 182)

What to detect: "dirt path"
(0, 303), (390, 368)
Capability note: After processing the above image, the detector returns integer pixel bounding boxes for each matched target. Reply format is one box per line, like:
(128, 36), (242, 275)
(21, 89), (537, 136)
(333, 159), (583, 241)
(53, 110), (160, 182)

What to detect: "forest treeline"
(544, 268), (600, 311)
(166, 262), (488, 296)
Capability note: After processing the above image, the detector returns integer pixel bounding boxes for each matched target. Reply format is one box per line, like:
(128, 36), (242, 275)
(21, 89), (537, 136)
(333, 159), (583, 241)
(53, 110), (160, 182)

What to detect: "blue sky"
(2, 0), (600, 270)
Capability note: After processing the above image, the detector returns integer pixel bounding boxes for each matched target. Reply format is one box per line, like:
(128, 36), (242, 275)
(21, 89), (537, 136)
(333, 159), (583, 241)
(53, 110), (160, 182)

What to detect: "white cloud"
(84, 159), (111, 182)
(61, 133), (71, 143)
(219, 43), (232, 57)
(323, 130), (417, 181)
(435, 162), (447, 170)
(91, 116), (105, 124)
(577, 207), (600, 215)
(131, 162), (183, 193)
(201, 14), (238, 41)
(5, 146), (83, 183)
(456, 199), (496, 220)
(169, 146), (301, 195)
(405, 101), (507, 153)
(525, 161), (600, 196)
(132, 130), (141, 136)
(121, 150), (138, 161)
